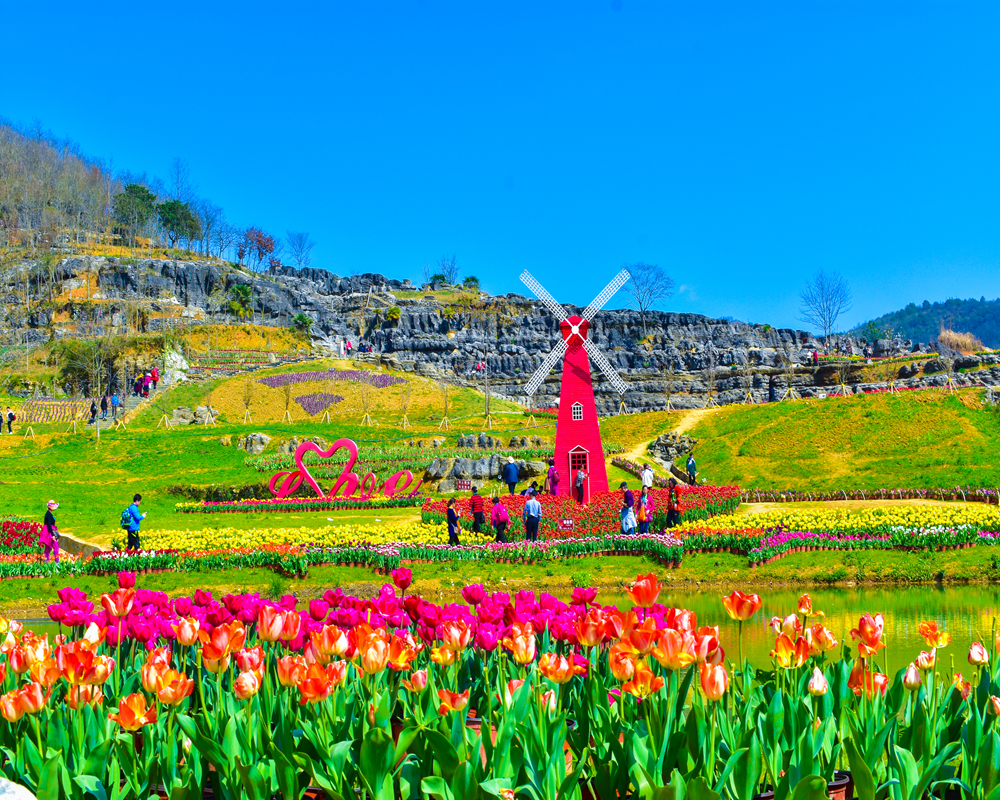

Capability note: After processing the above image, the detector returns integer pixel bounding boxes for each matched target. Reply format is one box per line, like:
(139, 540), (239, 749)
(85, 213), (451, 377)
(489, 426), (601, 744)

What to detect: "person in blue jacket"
(126, 493), (146, 551)
(502, 457), (520, 495)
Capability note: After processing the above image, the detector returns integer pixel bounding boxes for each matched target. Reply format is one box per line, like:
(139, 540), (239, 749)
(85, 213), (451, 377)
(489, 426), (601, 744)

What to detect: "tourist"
(125, 493), (146, 551)
(686, 454), (697, 484)
(88, 400), (98, 425)
(346, 340), (353, 356)
(446, 498), (461, 545)
(523, 491), (542, 542)
(637, 486), (652, 535)
(4, 407), (14, 434)
(666, 478), (682, 528)
(547, 459), (560, 496)
(812, 350), (819, 366)
(111, 392), (120, 419)
(502, 457), (519, 495)
(133, 376), (142, 397)
(100, 395), (108, 420)
(620, 481), (635, 535)
(768, 374), (777, 403)
(490, 496), (509, 543)
(142, 373), (151, 398)
(40, 500), (60, 563)
(469, 488), (485, 533)
(575, 466), (587, 504)
(641, 463), (654, 491)
(520, 481), (539, 497)
(151, 366), (159, 391)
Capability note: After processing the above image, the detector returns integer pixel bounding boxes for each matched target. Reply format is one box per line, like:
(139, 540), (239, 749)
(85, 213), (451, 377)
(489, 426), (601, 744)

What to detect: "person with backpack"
(100, 395), (109, 420)
(469, 488), (485, 533)
(88, 400), (98, 425)
(490, 496), (509, 543)
(620, 481), (636, 535)
(111, 392), (120, 419)
(446, 498), (461, 546)
(40, 500), (60, 563)
(151, 366), (159, 392)
(122, 493), (146, 551)
(546, 459), (560, 496)
(502, 457), (519, 495)
(637, 486), (653, 535)
(5, 407), (15, 434)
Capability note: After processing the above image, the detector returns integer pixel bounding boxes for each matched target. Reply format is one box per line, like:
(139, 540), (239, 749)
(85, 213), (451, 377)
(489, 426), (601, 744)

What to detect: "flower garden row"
(815, 351), (939, 364)
(174, 495), (425, 515)
(257, 369), (407, 389)
(742, 486), (1000, 504)
(0, 574), (997, 800)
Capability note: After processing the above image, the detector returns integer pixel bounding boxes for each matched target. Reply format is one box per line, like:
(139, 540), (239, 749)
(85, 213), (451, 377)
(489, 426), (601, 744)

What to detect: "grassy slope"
(685, 388), (1000, 489)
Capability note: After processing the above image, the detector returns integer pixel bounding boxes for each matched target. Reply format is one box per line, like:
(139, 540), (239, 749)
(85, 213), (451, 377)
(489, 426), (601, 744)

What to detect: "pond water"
(17, 584), (999, 677)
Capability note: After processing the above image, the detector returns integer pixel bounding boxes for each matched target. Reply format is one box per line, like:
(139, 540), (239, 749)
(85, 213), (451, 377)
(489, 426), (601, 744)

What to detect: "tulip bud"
(915, 650), (936, 671)
(183, 737), (193, 754)
(989, 695), (1000, 716)
(234, 670), (261, 701)
(969, 642), (989, 667)
(903, 663), (922, 691)
(807, 667), (829, 696)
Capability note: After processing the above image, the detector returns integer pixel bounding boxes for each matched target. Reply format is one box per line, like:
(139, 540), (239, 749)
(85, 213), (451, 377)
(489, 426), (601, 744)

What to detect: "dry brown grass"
(938, 327), (986, 354)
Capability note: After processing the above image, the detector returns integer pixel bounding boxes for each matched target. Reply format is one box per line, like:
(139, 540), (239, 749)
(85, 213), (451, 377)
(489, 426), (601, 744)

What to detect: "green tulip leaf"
(790, 775), (828, 800)
(844, 738), (876, 800)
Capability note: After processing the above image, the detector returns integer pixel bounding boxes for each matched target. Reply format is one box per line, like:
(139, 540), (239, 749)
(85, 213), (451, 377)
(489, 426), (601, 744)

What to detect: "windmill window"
(571, 402), (583, 421)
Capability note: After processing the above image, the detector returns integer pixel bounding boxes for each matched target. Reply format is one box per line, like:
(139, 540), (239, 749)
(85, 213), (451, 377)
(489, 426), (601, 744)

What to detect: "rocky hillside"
(5, 255), (1000, 412)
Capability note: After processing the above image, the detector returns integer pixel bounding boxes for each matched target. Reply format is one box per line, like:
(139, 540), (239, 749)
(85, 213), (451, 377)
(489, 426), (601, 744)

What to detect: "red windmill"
(520, 268), (631, 503)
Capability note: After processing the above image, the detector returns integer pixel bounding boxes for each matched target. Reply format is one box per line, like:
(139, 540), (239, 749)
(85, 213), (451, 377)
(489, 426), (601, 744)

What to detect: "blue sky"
(6, 1), (1000, 331)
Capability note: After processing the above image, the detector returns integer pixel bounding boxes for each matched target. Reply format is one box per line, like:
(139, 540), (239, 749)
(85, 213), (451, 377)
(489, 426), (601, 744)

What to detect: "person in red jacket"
(469, 487), (485, 533)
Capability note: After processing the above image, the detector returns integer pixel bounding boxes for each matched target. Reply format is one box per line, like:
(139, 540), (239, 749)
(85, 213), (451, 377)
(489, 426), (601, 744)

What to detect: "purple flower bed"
(295, 393), (345, 415)
(257, 369), (407, 389)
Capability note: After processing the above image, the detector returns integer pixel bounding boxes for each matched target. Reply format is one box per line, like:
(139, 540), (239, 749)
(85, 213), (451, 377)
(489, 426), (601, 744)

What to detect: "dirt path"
(616, 407), (717, 464)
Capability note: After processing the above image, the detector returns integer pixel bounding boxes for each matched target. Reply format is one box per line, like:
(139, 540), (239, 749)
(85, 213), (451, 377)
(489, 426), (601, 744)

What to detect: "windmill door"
(568, 446), (589, 505)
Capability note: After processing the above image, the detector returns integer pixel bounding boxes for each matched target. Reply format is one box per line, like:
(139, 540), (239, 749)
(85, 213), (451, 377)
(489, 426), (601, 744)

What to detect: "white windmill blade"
(582, 268), (631, 322)
(520, 270), (569, 321)
(583, 337), (628, 396)
(524, 338), (568, 398)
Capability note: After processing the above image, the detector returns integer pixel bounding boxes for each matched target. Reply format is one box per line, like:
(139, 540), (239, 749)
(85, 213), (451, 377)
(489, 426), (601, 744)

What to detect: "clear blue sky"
(6, 1), (1000, 331)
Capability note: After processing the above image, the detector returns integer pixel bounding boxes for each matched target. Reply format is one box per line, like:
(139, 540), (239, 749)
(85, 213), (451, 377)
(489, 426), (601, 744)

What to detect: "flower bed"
(174, 494), (424, 515)
(0, 518), (42, 554)
(257, 369), (406, 389)
(742, 486), (1000, 504)
(294, 392), (344, 414)
(422, 486), (741, 539)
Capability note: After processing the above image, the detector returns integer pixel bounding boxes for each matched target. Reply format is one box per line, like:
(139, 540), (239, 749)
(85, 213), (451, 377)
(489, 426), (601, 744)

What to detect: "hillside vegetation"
(685, 389), (1000, 490)
(856, 297), (1000, 349)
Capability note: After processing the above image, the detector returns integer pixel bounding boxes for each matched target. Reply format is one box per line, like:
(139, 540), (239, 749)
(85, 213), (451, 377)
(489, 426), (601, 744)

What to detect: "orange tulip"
(804, 624), (839, 655)
(622, 661), (665, 699)
(141, 662), (169, 694)
(315, 625), (350, 658)
(402, 669), (428, 693)
(21, 634), (50, 667)
(576, 608), (606, 647)
(849, 614), (886, 657)
(236, 646), (265, 676)
(202, 653), (231, 674)
(276, 655), (308, 688)
(627, 574), (661, 607)
(500, 678), (525, 706)
(109, 693), (157, 730)
(257, 605), (285, 643)
(539, 653), (576, 684)
(989, 695), (1000, 716)
(699, 662), (729, 701)
(56, 641), (114, 685)
(387, 635), (418, 672)
(610, 649), (636, 681)
(0, 663), (5, 684)
(771, 635), (810, 669)
(7, 647), (29, 675)
(361, 638), (390, 675)
(953, 673), (972, 700)
(438, 619), (473, 652)
(172, 617), (201, 647)
(969, 642), (989, 667)
(722, 590), (762, 622)
(808, 667), (829, 696)
(769, 614), (802, 638)
(797, 594), (823, 618)
(0, 690), (23, 723)
(693, 631), (724, 666)
(80, 622), (108, 650)
(604, 609), (639, 640)
(915, 650), (937, 671)
(502, 633), (536, 665)
(326, 660), (348, 688)
(297, 663), (334, 705)
(280, 611), (302, 642)
(437, 688), (469, 715)
(349, 622), (388, 658)
(917, 621), (950, 649)
(67, 685), (104, 710)
(157, 670), (194, 706)
(101, 589), (136, 619)
(652, 629), (696, 671)
(666, 608), (697, 632)
(199, 621), (243, 661)
(29, 658), (60, 688)
(145, 646), (172, 669)
(234, 670), (261, 701)
(13, 682), (46, 715)
(847, 658), (888, 698)
(430, 646), (458, 666)
(628, 618), (664, 656)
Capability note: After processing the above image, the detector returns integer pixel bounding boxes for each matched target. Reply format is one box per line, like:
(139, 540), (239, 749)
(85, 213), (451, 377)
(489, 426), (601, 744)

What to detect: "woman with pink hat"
(40, 501), (60, 563)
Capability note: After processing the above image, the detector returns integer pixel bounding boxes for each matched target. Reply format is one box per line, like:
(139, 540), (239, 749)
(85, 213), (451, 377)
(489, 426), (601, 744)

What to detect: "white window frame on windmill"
(569, 446), (589, 504)
(571, 402), (583, 421)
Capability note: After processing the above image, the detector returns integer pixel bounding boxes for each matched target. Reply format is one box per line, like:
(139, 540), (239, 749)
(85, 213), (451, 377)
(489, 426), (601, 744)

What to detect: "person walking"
(142, 373), (151, 398)
(124, 493), (146, 551)
(470, 488), (485, 533)
(111, 392), (120, 419)
(547, 459), (560, 496)
(40, 500), (60, 563)
(574, 466), (587, 504)
(491, 496), (509, 543)
(446, 498), (461, 545)
(346, 340), (353, 357)
(502, 457), (519, 495)
(641, 463), (655, 492)
(619, 481), (636, 535)
(151, 366), (159, 392)
(686, 454), (697, 484)
(88, 400), (98, 425)
(100, 395), (109, 420)
(666, 478), (682, 528)
(768, 374), (777, 403)
(637, 486), (653, 535)
(4, 407), (14, 434)
(522, 490), (542, 542)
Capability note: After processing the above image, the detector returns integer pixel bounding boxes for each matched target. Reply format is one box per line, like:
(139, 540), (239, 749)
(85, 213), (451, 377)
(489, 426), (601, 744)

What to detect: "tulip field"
(2, 572), (999, 800)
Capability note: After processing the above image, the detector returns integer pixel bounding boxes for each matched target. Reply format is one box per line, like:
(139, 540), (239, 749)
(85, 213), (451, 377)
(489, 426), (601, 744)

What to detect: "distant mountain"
(854, 297), (1000, 348)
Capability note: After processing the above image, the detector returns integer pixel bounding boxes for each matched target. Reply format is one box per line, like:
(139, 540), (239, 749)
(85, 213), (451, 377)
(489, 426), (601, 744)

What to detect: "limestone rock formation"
(236, 433), (272, 454)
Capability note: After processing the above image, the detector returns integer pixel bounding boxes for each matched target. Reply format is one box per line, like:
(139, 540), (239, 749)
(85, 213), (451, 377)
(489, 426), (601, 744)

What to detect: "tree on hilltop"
(158, 200), (201, 248)
(113, 184), (157, 247)
(437, 254), (459, 284)
(625, 262), (675, 337)
(799, 270), (853, 347)
(286, 231), (316, 269)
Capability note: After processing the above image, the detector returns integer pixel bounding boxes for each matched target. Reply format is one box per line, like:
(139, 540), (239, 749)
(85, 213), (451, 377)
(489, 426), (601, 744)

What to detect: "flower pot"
(829, 771), (852, 800)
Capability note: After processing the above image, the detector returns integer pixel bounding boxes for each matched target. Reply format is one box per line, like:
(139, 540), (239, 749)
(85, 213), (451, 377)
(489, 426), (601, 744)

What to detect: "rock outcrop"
(236, 433), (272, 455)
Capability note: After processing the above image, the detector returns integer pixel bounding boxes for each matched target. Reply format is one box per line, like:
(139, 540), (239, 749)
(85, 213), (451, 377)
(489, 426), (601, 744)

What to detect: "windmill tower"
(521, 269), (630, 503)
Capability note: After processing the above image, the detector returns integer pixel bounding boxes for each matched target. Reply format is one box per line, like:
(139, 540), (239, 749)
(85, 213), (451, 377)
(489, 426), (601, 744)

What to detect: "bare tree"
(286, 231), (316, 269)
(421, 263), (435, 285)
(625, 262), (675, 337)
(167, 157), (195, 203)
(663, 361), (675, 412)
(799, 270), (853, 348)
(437, 254), (459, 284)
(242, 379), (254, 423)
(61, 333), (123, 444)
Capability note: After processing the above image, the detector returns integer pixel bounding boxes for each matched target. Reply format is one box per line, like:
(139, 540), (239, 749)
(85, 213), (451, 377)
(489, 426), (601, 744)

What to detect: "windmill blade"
(520, 270), (569, 321)
(583, 337), (628, 396)
(524, 338), (568, 398)
(582, 268), (631, 321)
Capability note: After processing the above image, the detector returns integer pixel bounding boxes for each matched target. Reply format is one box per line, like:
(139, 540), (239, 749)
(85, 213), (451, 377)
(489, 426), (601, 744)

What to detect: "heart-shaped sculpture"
(269, 438), (361, 499)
